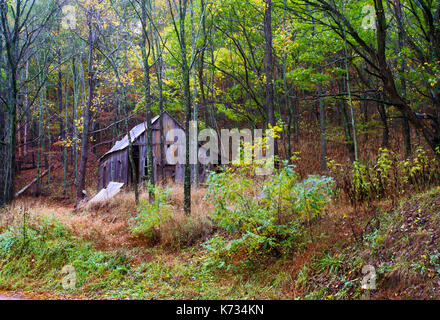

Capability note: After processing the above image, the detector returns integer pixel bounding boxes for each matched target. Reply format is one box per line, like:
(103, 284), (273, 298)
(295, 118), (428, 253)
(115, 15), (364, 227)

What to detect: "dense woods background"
(1, 0), (440, 208)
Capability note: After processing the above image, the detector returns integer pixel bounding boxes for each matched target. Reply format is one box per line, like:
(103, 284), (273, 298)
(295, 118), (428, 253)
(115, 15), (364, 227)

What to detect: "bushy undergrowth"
(130, 185), (173, 240)
(0, 211), (288, 299)
(295, 187), (440, 300)
(0, 213), (130, 292)
(126, 160), (334, 271)
(329, 147), (440, 206)
(130, 185), (213, 249)
(202, 161), (334, 271)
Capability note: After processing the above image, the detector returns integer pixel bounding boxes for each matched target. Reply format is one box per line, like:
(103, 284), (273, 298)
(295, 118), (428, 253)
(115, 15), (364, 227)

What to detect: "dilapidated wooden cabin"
(97, 112), (210, 191)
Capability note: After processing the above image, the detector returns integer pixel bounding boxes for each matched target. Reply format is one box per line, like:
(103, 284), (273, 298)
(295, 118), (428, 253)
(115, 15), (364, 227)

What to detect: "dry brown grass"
(2, 186), (214, 252)
(85, 191), (142, 217)
(0, 197), (73, 232)
(132, 185), (214, 249)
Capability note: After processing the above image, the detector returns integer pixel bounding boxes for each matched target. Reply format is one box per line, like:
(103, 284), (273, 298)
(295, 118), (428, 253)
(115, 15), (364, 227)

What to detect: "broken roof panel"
(89, 182), (125, 204)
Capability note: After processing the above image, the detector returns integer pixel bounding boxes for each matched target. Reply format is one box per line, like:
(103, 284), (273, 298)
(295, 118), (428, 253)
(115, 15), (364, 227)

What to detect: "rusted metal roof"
(100, 115), (160, 160)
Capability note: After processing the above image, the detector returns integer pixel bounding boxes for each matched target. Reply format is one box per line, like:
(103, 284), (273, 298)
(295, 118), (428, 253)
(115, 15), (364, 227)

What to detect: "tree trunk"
(318, 83), (327, 171)
(141, 0), (155, 201)
(343, 25), (359, 161)
(58, 50), (64, 164)
(154, 33), (166, 185)
(394, 0), (411, 158)
(338, 80), (355, 162)
(77, 16), (95, 201)
(264, 0), (278, 158)
(63, 70), (69, 197)
(375, 0), (439, 152)
(190, 0), (199, 187)
(378, 100), (390, 148)
(72, 56), (79, 184)
(177, 0), (192, 215)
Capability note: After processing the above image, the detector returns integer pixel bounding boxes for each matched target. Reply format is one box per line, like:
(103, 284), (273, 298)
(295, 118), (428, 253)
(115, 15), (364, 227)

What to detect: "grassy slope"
(0, 213), (291, 300)
(1, 188), (440, 300)
(297, 187), (440, 300)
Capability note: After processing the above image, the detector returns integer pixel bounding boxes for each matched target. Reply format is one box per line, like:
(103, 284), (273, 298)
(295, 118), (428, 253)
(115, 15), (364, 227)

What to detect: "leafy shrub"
(130, 185), (213, 248)
(203, 161), (334, 271)
(351, 148), (393, 203)
(399, 147), (440, 192)
(329, 147), (440, 206)
(130, 185), (172, 241)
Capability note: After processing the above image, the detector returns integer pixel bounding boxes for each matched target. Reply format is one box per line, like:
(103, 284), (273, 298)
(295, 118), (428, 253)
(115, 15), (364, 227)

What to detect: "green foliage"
(399, 147), (440, 192)
(203, 162), (334, 271)
(314, 252), (342, 275)
(291, 175), (335, 223)
(0, 213), (287, 299)
(351, 148), (392, 202)
(429, 251), (440, 276)
(130, 185), (172, 240)
(329, 147), (440, 205)
(0, 215), (130, 291)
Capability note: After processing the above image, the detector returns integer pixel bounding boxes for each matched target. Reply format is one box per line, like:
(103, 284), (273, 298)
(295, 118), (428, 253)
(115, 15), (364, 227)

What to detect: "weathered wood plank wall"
(97, 112), (210, 191)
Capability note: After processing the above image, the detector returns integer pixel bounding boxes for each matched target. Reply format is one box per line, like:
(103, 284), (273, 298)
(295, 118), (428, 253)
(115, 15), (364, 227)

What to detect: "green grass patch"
(0, 214), (291, 299)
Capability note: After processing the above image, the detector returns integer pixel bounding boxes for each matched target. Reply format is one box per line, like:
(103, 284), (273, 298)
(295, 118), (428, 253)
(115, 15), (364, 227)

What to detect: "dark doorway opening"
(102, 165), (107, 188)
(155, 163), (176, 185)
(130, 146), (140, 184)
